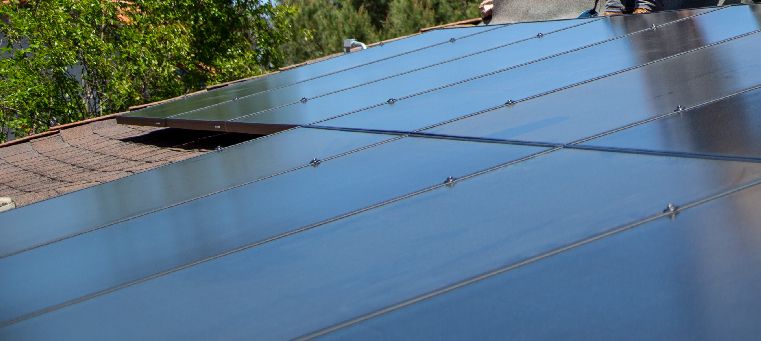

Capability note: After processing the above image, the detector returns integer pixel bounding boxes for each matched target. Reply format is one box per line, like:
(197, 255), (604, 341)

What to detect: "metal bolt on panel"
(444, 176), (457, 186)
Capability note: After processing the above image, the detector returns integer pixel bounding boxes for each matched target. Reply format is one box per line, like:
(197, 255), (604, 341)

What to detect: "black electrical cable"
(579, 0), (601, 17)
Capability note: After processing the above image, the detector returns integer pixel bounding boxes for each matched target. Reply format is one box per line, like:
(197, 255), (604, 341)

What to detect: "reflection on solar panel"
(4, 4), (761, 339)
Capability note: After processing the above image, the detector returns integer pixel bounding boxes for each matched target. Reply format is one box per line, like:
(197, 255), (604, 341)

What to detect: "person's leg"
(604, 0), (625, 15)
(633, 0), (664, 12)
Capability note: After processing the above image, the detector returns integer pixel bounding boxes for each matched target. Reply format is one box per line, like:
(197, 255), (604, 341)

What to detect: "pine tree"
(281, 0), (481, 65)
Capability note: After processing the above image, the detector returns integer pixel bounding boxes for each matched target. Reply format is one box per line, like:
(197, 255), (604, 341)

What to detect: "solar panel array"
(4, 4), (761, 339)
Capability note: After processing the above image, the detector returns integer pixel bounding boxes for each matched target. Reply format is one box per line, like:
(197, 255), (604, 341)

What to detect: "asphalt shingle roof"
(0, 118), (255, 207)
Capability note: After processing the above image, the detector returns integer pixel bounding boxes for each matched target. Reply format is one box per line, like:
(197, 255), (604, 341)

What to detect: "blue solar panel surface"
(5, 4), (761, 340)
(319, 183), (761, 340)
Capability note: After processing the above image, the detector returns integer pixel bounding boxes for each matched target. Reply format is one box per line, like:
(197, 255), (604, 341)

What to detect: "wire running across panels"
(4, 148), (761, 339)
(116, 25), (505, 127)
(316, 181), (761, 340)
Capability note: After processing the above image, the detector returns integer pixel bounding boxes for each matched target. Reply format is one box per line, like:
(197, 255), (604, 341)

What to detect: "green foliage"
(281, 0), (480, 65)
(0, 0), (299, 142)
(386, 0), (480, 37)
(280, 0), (379, 64)
(351, 0), (390, 30)
(0, 0), (480, 142)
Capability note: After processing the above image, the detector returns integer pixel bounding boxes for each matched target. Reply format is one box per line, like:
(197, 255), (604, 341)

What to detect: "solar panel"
(233, 9), (729, 130)
(4, 149), (761, 339)
(5, 4), (761, 339)
(0, 128), (391, 257)
(0, 135), (544, 325)
(318, 181), (761, 340)
(317, 5), (759, 133)
(581, 86), (761, 159)
(120, 8), (719, 133)
(423, 14), (761, 143)
(116, 25), (506, 126)
(160, 19), (586, 124)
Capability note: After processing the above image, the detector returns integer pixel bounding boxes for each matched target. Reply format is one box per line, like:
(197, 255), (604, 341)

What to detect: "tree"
(0, 0), (299, 142)
(280, 0), (480, 65)
(280, 0), (379, 65)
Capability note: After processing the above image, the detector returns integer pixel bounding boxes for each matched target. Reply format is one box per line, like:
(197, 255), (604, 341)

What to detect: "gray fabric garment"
(605, 0), (665, 12)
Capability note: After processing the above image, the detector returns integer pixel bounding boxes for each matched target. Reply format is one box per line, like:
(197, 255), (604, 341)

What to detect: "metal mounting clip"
(663, 203), (679, 219)
(444, 176), (457, 186)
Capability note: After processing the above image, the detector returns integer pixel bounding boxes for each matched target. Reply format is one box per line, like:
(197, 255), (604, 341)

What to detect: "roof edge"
(419, 17), (483, 33)
(0, 112), (126, 148)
